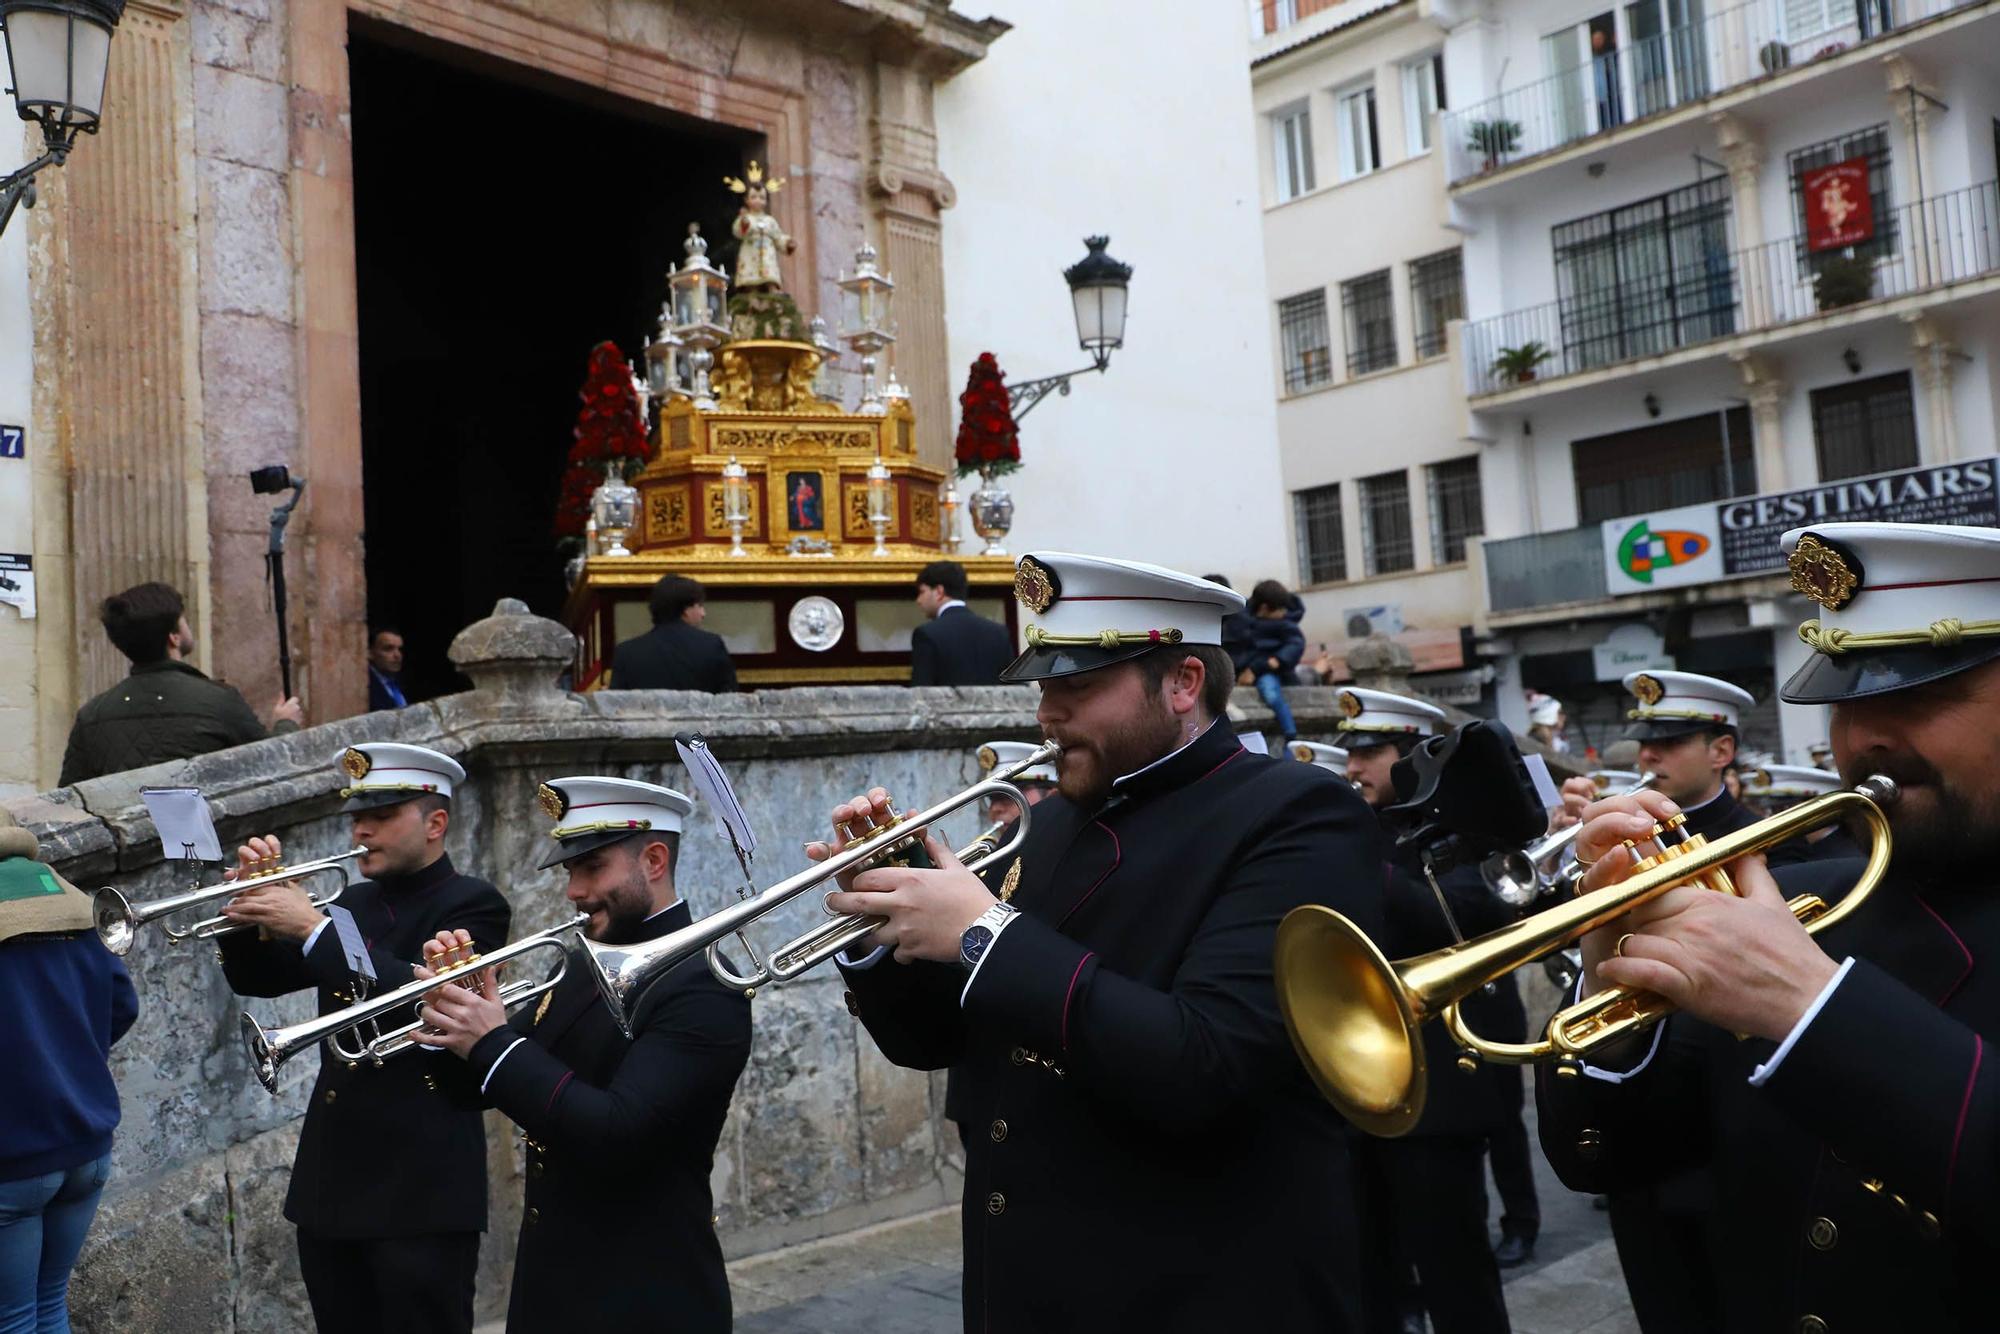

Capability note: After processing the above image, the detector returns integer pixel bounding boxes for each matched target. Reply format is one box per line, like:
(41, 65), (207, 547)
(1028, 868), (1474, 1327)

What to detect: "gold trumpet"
(1275, 776), (1895, 1137)
(240, 916), (584, 1093)
(93, 847), (366, 956)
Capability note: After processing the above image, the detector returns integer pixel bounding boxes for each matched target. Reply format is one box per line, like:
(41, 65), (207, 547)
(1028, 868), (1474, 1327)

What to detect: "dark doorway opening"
(349, 23), (748, 702)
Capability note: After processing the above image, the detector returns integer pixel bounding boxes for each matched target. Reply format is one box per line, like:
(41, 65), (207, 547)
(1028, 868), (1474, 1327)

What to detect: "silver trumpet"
(239, 915), (586, 1093)
(1479, 773), (1656, 907)
(585, 741), (1061, 1036)
(93, 847), (367, 956)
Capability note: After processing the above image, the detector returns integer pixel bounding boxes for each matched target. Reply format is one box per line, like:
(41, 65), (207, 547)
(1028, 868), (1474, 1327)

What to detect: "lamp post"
(838, 241), (895, 416)
(668, 224), (729, 412)
(1001, 235), (1133, 420)
(0, 0), (125, 239)
(865, 454), (892, 556)
(808, 313), (842, 404)
(720, 455), (750, 557)
(645, 303), (684, 402)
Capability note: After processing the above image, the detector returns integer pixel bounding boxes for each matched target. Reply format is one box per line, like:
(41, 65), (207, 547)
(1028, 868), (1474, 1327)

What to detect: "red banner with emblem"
(1803, 158), (1874, 253)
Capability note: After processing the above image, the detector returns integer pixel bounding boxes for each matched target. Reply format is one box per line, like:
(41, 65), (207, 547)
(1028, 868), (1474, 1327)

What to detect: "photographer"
(59, 583), (302, 786)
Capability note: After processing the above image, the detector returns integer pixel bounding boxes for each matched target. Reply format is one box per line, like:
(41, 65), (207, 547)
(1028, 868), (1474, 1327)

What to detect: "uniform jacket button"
(843, 991), (861, 1017)
(1575, 1128), (1603, 1162)
(322, 1090), (337, 1105)
(1798, 1316), (1827, 1334)
(990, 1119), (1008, 1143)
(986, 1192), (1006, 1216)
(1806, 1217), (1837, 1250)
(530, 1161), (544, 1178)
(1916, 1210), (1941, 1241)
(1010, 1047), (1027, 1066)
(524, 1207), (539, 1226)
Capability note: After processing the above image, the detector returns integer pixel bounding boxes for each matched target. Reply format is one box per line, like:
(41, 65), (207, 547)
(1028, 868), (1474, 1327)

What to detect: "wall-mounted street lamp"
(1002, 235), (1134, 420)
(0, 0), (125, 239)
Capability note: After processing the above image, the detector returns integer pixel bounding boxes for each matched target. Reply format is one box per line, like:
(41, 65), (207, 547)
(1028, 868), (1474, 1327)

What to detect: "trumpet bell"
(1274, 905), (1426, 1138)
(242, 1013), (284, 1093)
(93, 886), (137, 957)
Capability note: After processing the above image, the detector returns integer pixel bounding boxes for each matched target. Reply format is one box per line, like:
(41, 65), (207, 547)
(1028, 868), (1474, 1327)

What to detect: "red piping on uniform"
(1057, 822), (1123, 928)
(1949, 1037), (1982, 1195)
(1917, 895), (1975, 1006)
(1060, 951), (1095, 1052)
(1200, 746), (1246, 781)
(1867, 575), (2000, 593)
(545, 1070), (574, 1113)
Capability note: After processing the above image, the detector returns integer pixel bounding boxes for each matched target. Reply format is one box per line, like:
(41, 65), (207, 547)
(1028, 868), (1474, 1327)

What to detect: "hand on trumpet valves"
(1571, 788), (1839, 1043)
(218, 834), (325, 941)
(811, 789), (999, 965)
(413, 928), (508, 1058)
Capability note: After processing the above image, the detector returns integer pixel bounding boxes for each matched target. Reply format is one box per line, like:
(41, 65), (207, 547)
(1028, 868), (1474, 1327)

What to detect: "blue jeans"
(1254, 672), (1297, 739)
(0, 1155), (112, 1334)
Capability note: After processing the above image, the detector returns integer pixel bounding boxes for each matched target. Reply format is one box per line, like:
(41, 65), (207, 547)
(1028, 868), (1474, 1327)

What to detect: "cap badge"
(1789, 533), (1862, 611)
(536, 783), (569, 821)
(341, 748), (372, 780)
(1014, 557), (1060, 614)
(977, 745), (998, 772)
(1291, 743), (1314, 762)
(1630, 674), (1664, 707)
(1338, 692), (1362, 719)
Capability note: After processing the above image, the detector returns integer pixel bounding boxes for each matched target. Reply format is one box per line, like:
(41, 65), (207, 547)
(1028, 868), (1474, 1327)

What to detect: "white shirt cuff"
(959, 912), (1020, 1006)
(840, 944), (889, 969)
(1573, 975), (1667, 1084)
(481, 1037), (527, 1093)
(301, 918), (331, 957)
(1748, 956), (1854, 1088)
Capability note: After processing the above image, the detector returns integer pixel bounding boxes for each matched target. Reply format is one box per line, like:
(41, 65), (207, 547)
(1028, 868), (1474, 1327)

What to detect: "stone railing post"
(447, 598), (579, 706)
(1347, 633), (1416, 695)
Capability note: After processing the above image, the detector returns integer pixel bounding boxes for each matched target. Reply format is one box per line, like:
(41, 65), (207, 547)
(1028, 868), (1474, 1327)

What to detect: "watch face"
(960, 924), (994, 966)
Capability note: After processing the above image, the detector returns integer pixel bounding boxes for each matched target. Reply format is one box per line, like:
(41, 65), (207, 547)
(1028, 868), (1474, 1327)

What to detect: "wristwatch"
(959, 902), (1018, 968)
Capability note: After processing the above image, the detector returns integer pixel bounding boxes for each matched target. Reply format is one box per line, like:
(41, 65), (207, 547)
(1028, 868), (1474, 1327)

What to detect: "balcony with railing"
(1463, 180), (2000, 398)
(1481, 526), (1610, 613)
(1444, 0), (1987, 187)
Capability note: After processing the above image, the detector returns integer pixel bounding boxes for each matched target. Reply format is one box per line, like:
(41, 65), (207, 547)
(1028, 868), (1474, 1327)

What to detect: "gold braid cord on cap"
(1023, 625), (1184, 650)
(1799, 617), (2000, 656)
(1626, 707), (1729, 722)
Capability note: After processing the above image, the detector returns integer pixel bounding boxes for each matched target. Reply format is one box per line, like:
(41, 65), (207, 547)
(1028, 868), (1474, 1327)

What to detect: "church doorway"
(348, 22), (749, 701)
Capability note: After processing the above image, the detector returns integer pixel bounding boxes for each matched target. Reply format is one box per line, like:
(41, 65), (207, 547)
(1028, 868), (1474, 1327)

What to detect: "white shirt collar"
(643, 900), (682, 923)
(937, 599), (966, 616)
(1113, 717), (1226, 789)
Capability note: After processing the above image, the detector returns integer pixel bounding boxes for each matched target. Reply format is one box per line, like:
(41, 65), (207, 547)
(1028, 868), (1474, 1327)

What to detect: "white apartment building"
(1251, 0), (1496, 708)
(1434, 0), (2000, 761)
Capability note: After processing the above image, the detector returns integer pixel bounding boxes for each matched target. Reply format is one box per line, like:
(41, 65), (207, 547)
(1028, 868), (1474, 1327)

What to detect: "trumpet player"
(973, 739), (1057, 831)
(218, 743), (510, 1334)
(1339, 688), (1522, 1333)
(819, 552), (1385, 1332)
(1539, 521), (2000, 1331)
(413, 777), (751, 1331)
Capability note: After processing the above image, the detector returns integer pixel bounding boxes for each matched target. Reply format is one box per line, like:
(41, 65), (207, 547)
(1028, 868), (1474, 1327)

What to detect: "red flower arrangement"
(554, 341), (651, 539)
(953, 352), (1021, 478)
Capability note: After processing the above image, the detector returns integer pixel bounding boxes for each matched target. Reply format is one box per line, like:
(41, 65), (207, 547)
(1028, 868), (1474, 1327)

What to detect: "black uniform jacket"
(459, 901), (751, 1333)
(221, 853), (510, 1237)
(909, 605), (1014, 687)
(1383, 842), (1526, 1138)
(1538, 854), (2000, 1331)
(609, 620), (737, 693)
(838, 720), (1386, 1333)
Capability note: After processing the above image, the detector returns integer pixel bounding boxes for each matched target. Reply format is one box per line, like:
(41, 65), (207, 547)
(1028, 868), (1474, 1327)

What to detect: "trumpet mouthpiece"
(1855, 774), (1899, 806)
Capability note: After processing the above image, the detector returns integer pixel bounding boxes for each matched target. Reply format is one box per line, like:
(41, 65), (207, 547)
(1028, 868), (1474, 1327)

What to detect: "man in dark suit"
(414, 775), (752, 1331)
(219, 743), (511, 1334)
(1539, 520), (2000, 1331)
(820, 551), (1384, 1332)
(1340, 687), (1517, 1334)
(609, 575), (737, 692)
(909, 559), (1012, 686)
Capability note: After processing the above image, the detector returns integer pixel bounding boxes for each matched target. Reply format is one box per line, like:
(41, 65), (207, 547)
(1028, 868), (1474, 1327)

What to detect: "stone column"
(870, 60), (957, 471)
(1886, 55), (1941, 288)
(1712, 113), (1769, 328)
(1904, 312), (1960, 462)
(33, 0), (206, 719)
(1730, 353), (1787, 491)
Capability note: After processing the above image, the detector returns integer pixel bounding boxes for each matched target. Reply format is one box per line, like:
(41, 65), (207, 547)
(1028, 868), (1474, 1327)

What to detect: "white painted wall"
(0, 125), (40, 796)
(935, 1), (1289, 589)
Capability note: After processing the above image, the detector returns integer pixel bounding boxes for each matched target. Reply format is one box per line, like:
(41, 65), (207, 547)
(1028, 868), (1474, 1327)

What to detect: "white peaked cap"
(338, 743), (465, 811)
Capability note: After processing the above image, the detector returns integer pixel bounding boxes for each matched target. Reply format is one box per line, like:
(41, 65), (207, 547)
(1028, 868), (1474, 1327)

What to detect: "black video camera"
(1380, 719), (1548, 873)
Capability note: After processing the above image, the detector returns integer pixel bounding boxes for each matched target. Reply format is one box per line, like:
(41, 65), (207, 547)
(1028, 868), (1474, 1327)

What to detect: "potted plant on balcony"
(1468, 118), (1523, 172)
(1813, 253), (1875, 311)
(1491, 342), (1553, 386)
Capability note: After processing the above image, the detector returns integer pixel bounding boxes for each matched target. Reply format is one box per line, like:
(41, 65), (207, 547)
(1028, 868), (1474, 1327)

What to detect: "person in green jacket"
(58, 582), (303, 786)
